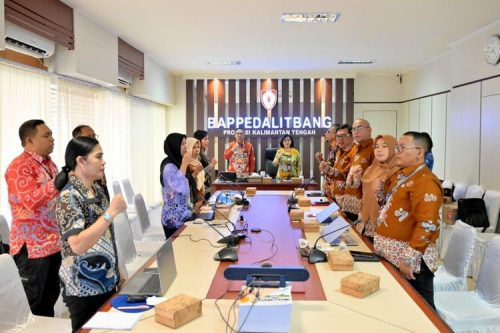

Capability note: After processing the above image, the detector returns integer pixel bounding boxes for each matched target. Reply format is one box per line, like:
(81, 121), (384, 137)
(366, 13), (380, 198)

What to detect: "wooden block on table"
(246, 187), (257, 196)
(443, 196), (453, 204)
(442, 202), (458, 225)
(327, 251), (354, 271)
(291, 177), (302, 183)
(298, 198), (311, 207)
(302, 220), (319, 232)
(155, 294), (202, 329)
(341, 272), (380, 298)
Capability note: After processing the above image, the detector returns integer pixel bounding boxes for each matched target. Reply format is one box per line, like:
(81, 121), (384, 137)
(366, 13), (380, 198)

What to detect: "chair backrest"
(113, 212), (137, 266)
(121, 178), (135, 206)
(264, 148), (278, 178)
(134, 193), (151, 235)
(441, 180), (454, 197)
(476, 236), (500, 306)
(465, 184), (485, 199)
(112, 180), (122, 197)
(453, 182), (468, 201)
(0, 254), (32, 330)
(484, 190), (500, 233)
(443, 220), (476, 278)
(0, 215), (10, 245)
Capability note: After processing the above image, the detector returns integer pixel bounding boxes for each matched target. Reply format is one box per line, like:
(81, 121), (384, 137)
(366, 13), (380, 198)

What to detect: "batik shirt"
(275, 148), (301, 179)
(374, 164), (442, 273)
(224, 141), (255, 174)
(344, 139), (374, 215)
(57, 176), (118, 296)
(324, 143), (356, 208)
(5, 150), (59, 258)
(161, 164), (192, 229)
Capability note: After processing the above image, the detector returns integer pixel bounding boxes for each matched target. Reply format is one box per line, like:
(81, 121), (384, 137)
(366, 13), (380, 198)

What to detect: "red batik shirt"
(5, 150), (60, 258)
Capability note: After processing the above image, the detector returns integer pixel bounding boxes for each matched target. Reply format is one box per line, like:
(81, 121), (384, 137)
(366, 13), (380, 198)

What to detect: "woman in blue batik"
(55, 136), (127, 332)
(160, 133), (197, 239)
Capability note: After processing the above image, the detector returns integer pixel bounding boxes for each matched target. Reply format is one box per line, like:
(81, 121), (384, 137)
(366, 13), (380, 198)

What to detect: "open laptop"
(219, 171), (237, 182)
(120, 238), (177, 296)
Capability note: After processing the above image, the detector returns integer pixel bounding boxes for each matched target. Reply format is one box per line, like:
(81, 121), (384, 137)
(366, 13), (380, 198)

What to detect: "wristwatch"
(402, 257), (414, 267)
(103, 212), (114, 223)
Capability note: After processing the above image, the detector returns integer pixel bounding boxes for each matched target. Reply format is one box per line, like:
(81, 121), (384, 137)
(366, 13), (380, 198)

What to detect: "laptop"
(219, 171), (237, 182)
(315, 202), (340, 224)
(120, 238), (177, 296)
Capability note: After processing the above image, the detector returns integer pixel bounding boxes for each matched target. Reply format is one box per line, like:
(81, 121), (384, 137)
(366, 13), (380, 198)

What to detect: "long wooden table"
(89, 190), (451, 333)
(212, 179), (320, 192)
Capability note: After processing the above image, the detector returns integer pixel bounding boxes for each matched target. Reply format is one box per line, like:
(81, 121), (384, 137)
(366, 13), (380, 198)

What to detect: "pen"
(116, 305), (151, 310)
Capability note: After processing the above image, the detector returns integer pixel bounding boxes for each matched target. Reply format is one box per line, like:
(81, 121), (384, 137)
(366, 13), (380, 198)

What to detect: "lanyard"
(32, 157), (54, 179)
(383, 164), (426, 206)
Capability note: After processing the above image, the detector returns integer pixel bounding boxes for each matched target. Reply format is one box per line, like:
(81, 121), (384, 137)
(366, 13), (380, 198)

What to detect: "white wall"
(165, 75), (187, 134)
(131, 55), (176, 106)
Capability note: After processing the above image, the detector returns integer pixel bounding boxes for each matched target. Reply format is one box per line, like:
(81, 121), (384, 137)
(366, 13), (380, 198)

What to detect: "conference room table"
(211, 178), (320, 192)
(89, 190), (451, 333)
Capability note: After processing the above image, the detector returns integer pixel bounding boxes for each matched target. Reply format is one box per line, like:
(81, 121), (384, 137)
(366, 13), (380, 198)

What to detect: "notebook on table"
(120, 238), (177, 296)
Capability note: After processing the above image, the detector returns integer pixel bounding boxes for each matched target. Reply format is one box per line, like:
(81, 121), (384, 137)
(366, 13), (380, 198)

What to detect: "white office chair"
(0, 215), (10, 251)
(484, 190), (500, 233)
(465, 184), (485, 199)
(442, 180), (453, 198)
(120, 178), (161, 226)
(434, 220), (476, 292)
(112, 180), (122, 197)
(436, 236), (500, 332)
(132, 193), (165, 241)
(0, 254), (71, 332)
(453, 182), (468, 201)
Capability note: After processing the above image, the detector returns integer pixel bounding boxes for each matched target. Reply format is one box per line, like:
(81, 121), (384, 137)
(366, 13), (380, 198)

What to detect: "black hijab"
(160, 133), (186, 187)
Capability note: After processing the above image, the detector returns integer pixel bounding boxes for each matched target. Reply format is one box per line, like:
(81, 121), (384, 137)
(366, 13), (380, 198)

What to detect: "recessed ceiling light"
(205, 61), (241, 66)
(338, 60), (374, 64)
(281, 12), (340, 23)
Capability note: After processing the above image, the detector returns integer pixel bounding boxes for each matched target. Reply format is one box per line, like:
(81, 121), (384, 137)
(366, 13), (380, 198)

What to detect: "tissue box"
(442, 202), (458, 225)
(289, 209), (304, 220)
(246, 187), (257, 196)
(302, 220), (319, 232)
(341, 272), (380, 298)
(262, 177), (272, 183)
(155, 294), (202, 328)
(294, 188), (305, 196)
(298, 198), (311, 207)
(327, 251), (354, 271)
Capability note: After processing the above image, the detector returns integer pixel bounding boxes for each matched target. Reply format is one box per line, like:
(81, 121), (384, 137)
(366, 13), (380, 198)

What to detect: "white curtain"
(0, 61), (166, 222)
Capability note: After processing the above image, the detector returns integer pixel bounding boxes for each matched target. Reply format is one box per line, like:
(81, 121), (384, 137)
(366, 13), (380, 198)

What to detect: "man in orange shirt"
(344, 119), (374, 219)
(373, 131), (442, 308)
(223, 129), (255, 176)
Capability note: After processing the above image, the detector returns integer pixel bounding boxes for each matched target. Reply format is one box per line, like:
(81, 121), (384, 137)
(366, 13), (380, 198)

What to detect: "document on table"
(82, 311), (143, 330)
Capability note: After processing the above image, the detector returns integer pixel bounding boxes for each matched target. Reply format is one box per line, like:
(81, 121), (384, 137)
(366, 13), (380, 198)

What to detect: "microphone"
(308, 214), (361, 264)
(199, 217), (241, 246)
(287, 177), (314, 212)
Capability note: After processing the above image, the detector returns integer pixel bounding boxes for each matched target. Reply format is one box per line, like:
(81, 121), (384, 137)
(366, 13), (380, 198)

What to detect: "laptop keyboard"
(138, 274), (161, 294)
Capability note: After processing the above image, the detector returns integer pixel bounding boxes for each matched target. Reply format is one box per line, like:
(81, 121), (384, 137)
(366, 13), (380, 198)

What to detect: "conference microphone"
(198, 217), (241, 246)
(308, 214), (361, 264)
(193, 218), (239, 262)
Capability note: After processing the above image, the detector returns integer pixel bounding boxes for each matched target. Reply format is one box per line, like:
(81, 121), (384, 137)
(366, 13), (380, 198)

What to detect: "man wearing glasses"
(223, 129), (255, 176)
(344, 119), (375, 221)
(373, 131), (442, 308)
(319, 124), (356, 217)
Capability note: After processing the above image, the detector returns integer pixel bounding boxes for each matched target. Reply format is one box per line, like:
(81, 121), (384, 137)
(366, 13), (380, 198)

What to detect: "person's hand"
(355, 221), (365, 234)
(399, 261), (416, 280)
(193, 200), (204, 214)
(347, 165), (363, 185)
(193, 163), (203, 175)
(319, 161), (330, 174)
(275, 150), (283, 160)
(181, 151), (192, 166)
(108, 194), (127, 218)
(315, 151), (324, 163)
(373, 178), (384, 196)
(209, 157), (217, 168)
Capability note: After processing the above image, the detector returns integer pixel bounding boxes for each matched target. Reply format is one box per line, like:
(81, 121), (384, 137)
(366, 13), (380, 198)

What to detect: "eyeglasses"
(395, 144), (422, 153)
(352, 126), (369, 132)
(335, 134), (351, 139)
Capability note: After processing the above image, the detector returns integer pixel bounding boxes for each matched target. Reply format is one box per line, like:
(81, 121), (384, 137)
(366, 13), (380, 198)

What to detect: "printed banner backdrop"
(186, 78), (354, 182)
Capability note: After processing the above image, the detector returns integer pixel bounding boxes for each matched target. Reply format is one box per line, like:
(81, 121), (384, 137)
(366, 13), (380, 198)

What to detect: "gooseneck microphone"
(308, 216), (361, 264)
(196, 218), (239, 262)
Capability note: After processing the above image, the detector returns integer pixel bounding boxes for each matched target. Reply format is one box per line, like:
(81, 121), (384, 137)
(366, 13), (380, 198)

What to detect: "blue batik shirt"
(57, 175), (119, 296)
(161, 163), (192, 229)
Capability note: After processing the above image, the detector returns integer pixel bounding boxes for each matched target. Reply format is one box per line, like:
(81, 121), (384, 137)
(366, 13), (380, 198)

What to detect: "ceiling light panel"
(281, 12), (340, 23)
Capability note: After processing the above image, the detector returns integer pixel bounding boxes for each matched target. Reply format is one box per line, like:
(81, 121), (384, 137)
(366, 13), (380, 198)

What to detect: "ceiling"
(62, 0), (500, 76)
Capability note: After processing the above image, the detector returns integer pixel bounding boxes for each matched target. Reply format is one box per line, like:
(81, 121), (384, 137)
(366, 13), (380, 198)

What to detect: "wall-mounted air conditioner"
(4, 21), (55, 58)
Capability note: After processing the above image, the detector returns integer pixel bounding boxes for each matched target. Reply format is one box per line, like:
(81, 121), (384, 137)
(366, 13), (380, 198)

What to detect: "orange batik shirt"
(324, 143), (356, 205)
(343, 139), (374, 215)
(374, 164), (442, 273)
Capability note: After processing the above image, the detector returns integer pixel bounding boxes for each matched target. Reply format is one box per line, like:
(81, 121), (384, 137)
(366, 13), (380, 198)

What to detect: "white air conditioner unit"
(117, 67), (132, 87)
(4, 21), (55, 58)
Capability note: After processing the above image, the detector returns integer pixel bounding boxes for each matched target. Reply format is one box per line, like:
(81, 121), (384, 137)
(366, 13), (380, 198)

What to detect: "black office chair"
(264, 148), (279, 178)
